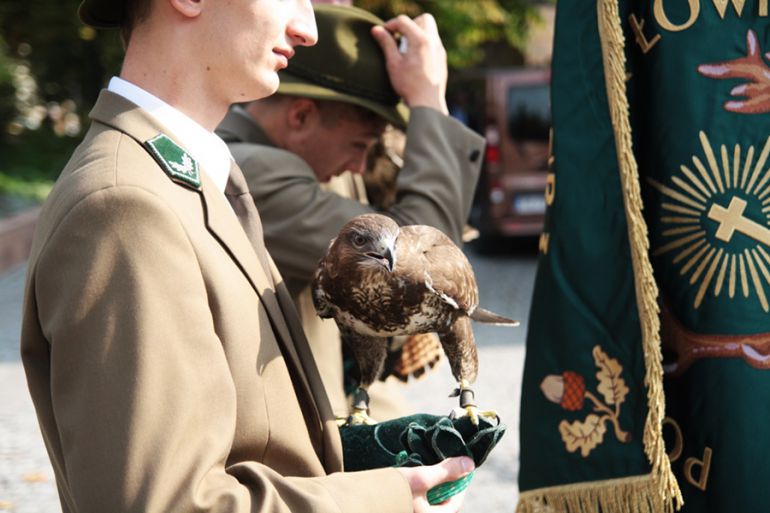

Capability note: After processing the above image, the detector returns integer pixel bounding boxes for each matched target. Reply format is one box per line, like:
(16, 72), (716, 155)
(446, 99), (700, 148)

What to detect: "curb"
(0, 207), (40, 275)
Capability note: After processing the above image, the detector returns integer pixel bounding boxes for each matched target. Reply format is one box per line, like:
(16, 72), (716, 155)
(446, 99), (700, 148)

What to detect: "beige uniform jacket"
(20, 91), (412, 513)
(217, 108), (483, 419)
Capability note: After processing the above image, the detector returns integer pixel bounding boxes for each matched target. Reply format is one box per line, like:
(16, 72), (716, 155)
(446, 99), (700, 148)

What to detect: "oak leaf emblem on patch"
(169, 153), (195, 175)
(540, 345), (631, 458)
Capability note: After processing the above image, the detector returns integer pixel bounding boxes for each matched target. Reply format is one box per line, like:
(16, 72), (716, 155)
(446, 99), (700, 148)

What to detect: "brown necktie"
(224, 162), (274, 285)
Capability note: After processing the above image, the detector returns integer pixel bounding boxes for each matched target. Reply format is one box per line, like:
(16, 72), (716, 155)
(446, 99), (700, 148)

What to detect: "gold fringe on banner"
(518, 475), (670, 513)
(517, 1), (682, 511)
(596, 0), (682, 509)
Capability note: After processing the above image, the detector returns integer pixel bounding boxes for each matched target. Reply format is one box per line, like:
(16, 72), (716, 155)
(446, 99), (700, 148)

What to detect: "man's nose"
(288, 0), (318, 47)
(348, 155), (368, 175)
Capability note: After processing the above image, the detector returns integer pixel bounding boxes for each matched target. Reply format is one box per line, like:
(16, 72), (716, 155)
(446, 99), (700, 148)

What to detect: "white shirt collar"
(107, 76), (232, 194)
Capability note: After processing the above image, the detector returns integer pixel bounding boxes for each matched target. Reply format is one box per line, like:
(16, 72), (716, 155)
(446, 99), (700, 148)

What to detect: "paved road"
(0, 241), (539, 512)
(0, 264), (60, 512)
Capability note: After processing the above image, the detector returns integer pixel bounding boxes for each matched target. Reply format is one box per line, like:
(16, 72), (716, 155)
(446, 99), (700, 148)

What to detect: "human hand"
(396, 456), (474, 513)
(371, 14), (449, 115)
(697, 29), (770, 114)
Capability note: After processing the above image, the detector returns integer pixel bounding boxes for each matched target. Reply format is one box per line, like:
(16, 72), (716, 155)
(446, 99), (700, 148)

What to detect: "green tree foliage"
(0, 0), (547, 201)
(354, 0), (544, 68)
(0, 0), (123, 121)
(0, 0), (544, 126)
(0, 35), (17, 133)
(0, 0), (123, 198)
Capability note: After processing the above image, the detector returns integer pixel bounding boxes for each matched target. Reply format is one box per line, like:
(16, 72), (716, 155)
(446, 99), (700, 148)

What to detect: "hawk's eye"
(352, 234), (367, 247)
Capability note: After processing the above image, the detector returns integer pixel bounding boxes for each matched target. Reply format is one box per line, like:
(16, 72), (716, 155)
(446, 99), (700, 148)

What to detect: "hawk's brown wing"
(383, 333), (444, 382)
(399, 225), (479, 314)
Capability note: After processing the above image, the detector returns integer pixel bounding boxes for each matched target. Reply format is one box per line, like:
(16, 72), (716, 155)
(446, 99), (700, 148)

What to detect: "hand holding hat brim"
(371, 15), (449, 115)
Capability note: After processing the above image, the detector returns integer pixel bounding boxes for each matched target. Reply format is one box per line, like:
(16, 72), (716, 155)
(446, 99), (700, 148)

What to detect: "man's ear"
(286, 98), (319, 131)
(168, 0), (203, 19)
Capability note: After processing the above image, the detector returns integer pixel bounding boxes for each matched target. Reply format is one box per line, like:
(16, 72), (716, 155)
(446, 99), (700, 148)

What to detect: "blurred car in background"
(448, 67), (551, 240)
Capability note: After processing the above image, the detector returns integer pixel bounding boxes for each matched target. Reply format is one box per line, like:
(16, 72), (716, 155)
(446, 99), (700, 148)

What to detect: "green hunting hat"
(78, 0), (124, 28)
(279, 4), (409, 128)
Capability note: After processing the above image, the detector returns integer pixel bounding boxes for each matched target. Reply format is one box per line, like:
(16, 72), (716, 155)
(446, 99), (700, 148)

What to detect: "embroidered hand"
(697, 29), (770, 114)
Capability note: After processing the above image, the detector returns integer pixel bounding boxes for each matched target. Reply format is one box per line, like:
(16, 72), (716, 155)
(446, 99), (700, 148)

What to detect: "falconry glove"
(340, 414), (506, 504)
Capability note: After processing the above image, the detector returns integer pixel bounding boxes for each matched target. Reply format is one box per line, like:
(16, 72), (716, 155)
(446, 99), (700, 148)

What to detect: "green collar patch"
(144, 134), (201, 190)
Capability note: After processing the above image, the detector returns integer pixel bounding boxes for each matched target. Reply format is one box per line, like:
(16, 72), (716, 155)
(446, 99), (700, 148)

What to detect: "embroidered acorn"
(540, 371), (586, 411)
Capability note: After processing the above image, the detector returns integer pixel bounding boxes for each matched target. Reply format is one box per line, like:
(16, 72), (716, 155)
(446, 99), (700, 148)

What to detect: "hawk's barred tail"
(470, 307), (519, 326)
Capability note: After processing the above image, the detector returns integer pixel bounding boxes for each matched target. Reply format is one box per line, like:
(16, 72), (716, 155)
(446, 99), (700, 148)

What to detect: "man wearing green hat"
(217, 4), (484, 421)
(20, 0), (474, 512)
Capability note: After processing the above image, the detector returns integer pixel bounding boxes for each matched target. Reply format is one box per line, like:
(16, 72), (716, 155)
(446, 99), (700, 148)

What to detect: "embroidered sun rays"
(648, 131), (770, 312)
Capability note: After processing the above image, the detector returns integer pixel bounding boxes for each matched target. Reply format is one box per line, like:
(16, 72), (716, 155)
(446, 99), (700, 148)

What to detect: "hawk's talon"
(347, 408), (377, 426)
(345, 387), (376, 425)
(449, 381), (496, 426)
(449, 406), (498, 426)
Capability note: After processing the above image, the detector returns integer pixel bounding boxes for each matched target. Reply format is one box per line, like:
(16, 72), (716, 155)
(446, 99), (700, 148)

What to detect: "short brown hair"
(316, 100), (386, 131)
(120, 0), (154, 45)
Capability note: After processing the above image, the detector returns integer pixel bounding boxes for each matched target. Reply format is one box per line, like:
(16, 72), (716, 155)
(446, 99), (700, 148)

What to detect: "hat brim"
(78, 0), (123, 28)
(278, 72), (409, 129)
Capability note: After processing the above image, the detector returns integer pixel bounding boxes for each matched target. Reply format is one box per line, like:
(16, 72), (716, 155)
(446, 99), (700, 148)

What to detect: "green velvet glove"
(340, 414), (506, 504)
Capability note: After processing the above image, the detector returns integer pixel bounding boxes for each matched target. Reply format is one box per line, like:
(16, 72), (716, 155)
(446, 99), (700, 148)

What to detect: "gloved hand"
(340, 414), (505, 504)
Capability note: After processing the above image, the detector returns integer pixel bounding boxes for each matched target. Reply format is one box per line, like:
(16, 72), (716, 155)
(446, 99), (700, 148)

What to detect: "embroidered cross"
(708, 196), (770, 246)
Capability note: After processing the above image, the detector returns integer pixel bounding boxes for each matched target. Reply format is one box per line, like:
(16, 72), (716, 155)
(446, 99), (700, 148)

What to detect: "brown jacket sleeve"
(24, 185), (412, 513)
(232, 107), (484, 296)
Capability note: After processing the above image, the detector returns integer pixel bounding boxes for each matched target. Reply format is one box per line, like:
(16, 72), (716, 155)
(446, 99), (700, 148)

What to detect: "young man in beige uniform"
(20, 0), (473, 511)
(217, 5), (484, 421)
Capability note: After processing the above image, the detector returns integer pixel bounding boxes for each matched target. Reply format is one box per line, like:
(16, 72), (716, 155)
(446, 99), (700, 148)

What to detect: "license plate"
(512, 193), (546, 215)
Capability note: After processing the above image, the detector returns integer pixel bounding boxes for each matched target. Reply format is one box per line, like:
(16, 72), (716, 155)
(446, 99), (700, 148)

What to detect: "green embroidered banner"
(517, 1), (679, 511)
(519, 1), (770, 511)
(624, 1), (770, 511)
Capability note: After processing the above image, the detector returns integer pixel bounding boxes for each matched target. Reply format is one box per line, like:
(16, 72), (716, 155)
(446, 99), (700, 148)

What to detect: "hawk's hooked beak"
(366, 239), (395, 272)
(381, 247), (394, 272)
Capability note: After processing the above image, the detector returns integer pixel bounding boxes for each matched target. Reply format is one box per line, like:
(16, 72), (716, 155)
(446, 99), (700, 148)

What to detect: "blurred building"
(523, 4), (554, 67)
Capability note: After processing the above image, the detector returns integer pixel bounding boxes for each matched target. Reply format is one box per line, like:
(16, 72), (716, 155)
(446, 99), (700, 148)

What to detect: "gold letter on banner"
(545, 129), (555, 206)
(711, 0), (746, 18)
(761, 0), (768, 16)
(539, 232), (550, 255)
(711, 0), (746, 19)
(683, 447), (713, 491)
(545, 174), (555, 206)
(654, 0), (700, 31)
(662, 417), (684, 462)
(629, 14), (662, 53)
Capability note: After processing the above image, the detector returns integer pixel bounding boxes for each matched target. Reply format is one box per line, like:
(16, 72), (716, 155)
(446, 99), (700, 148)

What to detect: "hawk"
(312, 213), (518, 425)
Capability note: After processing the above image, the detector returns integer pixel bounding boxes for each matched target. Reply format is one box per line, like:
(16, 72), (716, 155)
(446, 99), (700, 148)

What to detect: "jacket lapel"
(201, 170), (326, 461)
(219, 106), (343, 471)
(219, 104), (343, 472)
(89, 90), (329, 461)
(269, 261), (344, 473)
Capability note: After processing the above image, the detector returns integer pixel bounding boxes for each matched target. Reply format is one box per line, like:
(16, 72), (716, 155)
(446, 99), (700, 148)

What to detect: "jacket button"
(469, 149), (481, 163)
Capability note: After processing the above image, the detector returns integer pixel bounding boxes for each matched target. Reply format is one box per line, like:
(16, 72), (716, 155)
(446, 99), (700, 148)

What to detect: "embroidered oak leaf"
(697, 29), (770, 114)
(169, 153), (195, 175)
(558, 414), (607, 457)
(542, 346), (632, 456)
(593, 345), (629, 407)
